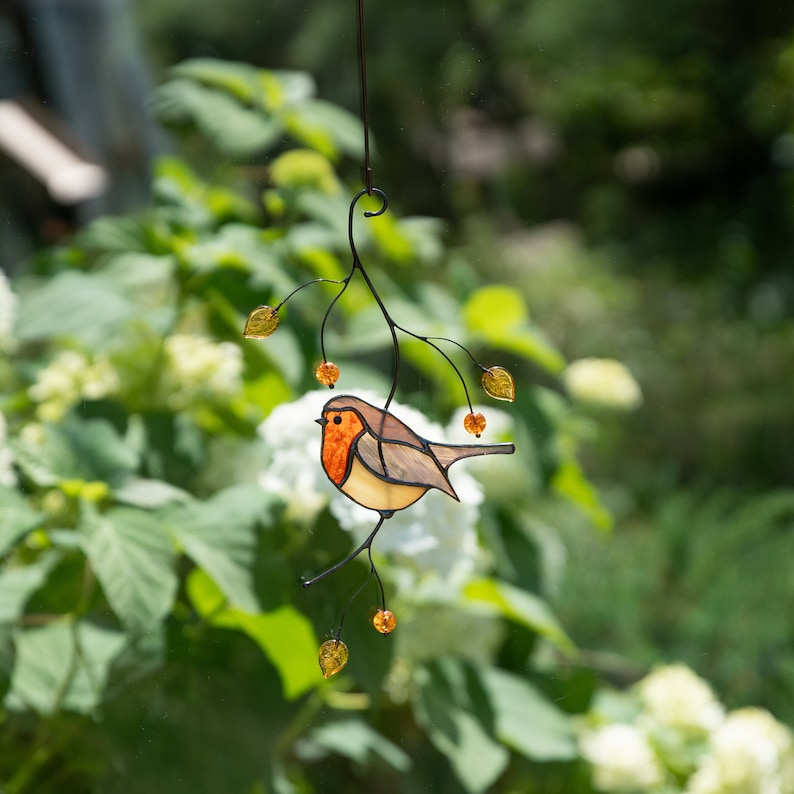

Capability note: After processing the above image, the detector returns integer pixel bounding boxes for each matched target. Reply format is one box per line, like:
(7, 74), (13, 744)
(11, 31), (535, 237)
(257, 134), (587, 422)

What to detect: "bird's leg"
(302, 514), (387, 589)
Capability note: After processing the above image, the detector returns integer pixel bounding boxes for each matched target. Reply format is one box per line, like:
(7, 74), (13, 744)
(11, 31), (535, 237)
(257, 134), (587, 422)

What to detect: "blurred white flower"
(162, 334), (243, 409)
(580, 723), (664, 792)
(29, 350), (120, 421)
(0, 411), (16, 487)
(258, 390), (337, 524)
(686, 708), (794, 794)
(563, 357), (642, 411)
(258, 390), (486, 585)
(0, 269), (16, 351)
(638, 664), (724, 736)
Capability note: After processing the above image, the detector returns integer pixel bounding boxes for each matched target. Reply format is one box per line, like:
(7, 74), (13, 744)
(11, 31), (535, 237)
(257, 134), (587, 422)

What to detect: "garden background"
(1, 0), (794, 791)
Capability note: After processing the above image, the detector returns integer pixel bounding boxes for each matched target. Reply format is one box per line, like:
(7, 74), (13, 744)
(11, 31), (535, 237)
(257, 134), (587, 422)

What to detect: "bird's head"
(316, 407), (365, 440)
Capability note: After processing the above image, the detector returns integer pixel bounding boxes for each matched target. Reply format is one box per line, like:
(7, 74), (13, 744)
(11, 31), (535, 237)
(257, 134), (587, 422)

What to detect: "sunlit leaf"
(10, 418), (138, 489)
(79, 504), (178, 632)
(6, 621), (126, 715)
(187, 569), (319, 700)
(318, 639), (348, 678)
(413, 658), (509, 793)
(304, 719), (411, 771)
(482, 366), (516, 402)
(0, 552), (60, 623)
(481, 668), (577, 761)
(164, 485), (270, 613)
(243, 305), (279, 339)
(0, 486), (44, 556)
(464, 285), (528, 333)
(463, 579), (575, 653)
(552, 459), (613, 532)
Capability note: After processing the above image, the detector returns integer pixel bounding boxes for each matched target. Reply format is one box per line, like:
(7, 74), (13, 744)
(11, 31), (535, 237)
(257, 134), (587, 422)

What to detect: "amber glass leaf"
(463, 411), (487, 437)
(318, 639), (349, 678)
(482, 366), (516, 402)
(315, 361), (340, 387)
(371, 609), (397, 635)
(243, 306), (279, 339)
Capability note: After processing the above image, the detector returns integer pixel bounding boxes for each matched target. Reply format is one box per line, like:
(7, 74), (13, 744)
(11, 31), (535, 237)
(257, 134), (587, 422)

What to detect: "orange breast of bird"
(322, 410), (365, 485)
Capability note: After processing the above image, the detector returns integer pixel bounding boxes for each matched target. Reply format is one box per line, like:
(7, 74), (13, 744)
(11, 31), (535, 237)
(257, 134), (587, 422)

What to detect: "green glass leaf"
(79, 504), (178, 632)
(6, 621), (126, 715)
(482, 366), (516, 402)
(243, 305), (279, 339)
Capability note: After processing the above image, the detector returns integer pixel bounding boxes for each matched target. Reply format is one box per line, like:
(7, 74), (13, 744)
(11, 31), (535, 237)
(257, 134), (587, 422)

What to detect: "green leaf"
(480, 668), (577, 761)
(171, 58), (262, 103)
(11, 418), (139, 489)
(413, 658), (509, 794)
(14, 271), (133, 346)
(114, 479), (192, 509)
(76, 215), (152, 253)
(80, 504), (177, 632)
(0, 552), (60, 623)
(187, 569), (319, 700)
(464, 285), (529, 332)
(463, 285), (566, 374)
(6, 621), (126, 715)
(150, 80), (282, 157)
(165, 485), (272, 613)
(303, 719), (411, 772)
(463, 579), (575, 653)
(0, 486), (44, 556)
(286, 99), (364, 159)
(552, 459), (613, 531)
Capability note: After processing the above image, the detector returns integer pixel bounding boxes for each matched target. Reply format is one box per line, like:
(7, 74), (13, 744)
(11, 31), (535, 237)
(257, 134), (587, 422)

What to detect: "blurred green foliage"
(0, 60), (609, 793)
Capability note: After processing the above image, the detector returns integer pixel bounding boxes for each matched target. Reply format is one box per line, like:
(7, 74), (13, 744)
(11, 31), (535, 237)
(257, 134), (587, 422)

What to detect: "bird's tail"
(429, 441), (515, 471)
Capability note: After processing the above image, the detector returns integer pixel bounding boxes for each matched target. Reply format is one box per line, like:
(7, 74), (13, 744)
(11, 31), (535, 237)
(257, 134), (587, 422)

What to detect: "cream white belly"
(341, 457), (427, 512)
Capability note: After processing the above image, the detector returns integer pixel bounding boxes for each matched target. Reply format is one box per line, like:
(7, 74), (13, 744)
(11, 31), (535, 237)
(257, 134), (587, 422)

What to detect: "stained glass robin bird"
(316, 395), (515, 515)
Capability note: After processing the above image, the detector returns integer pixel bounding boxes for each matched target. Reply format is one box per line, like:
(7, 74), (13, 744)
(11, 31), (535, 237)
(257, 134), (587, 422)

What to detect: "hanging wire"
(357, 0), (374, 194)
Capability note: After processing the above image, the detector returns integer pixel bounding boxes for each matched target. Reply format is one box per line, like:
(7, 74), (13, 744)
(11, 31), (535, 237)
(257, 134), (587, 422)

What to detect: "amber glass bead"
(371, 609), (397, 635)
(463, 411), (487, 437)
(315, 361), (340, 387)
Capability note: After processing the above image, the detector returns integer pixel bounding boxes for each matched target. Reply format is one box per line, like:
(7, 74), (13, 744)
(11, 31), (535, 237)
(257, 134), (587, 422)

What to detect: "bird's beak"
(315, 417), (328, 426)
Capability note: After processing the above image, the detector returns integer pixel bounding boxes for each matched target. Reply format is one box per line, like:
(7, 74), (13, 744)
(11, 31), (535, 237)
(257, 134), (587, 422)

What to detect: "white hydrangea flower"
(162, 334), (243, 409)
(638, 664), (724, 736)
(0, 411), (16, 487)
(686, 708), (794, 794)
(29, 350), (120, 421)
(0, 269), (16, 351)
(563, 357), (642, 410)
(580, 723), (665, 792)
(257, 390), (337, 524)
(258, 390), (486, 584)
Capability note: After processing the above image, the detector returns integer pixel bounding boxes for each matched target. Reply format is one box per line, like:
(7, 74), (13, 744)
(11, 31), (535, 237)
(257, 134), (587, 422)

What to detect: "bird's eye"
(333, 415), (342, 425)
